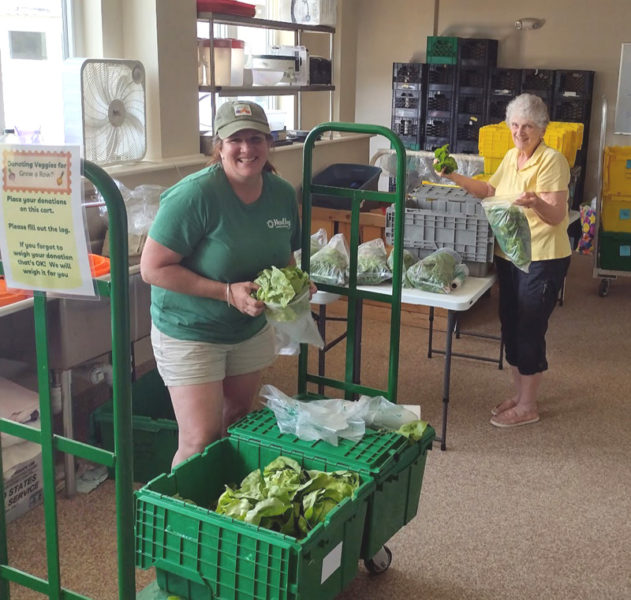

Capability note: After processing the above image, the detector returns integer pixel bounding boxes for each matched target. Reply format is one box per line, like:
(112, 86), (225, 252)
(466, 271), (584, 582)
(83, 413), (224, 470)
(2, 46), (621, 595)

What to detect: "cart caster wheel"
(364, 545), (392, 574)
(598, 279), (610, 297)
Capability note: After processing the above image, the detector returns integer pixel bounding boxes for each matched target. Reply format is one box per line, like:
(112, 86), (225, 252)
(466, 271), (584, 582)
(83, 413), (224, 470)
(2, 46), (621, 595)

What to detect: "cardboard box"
(3, 441), (44, 523)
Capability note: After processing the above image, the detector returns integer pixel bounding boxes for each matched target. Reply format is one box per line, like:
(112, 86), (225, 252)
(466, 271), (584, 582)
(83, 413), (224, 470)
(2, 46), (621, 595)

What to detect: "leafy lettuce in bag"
(356, 238), (391, 285)
(407, 248), (462, 293)
(387, 248), (419, 288)
(482, 195), (532, 272)
(294, 228), (328, 267)
(309, 233), (350, 286)
(254, 265), (309, 307)
(254, 265), (323, 352)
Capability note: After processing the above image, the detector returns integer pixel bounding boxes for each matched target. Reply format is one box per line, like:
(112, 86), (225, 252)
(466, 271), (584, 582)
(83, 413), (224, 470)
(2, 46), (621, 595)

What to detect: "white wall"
(352, 0), (631, 203)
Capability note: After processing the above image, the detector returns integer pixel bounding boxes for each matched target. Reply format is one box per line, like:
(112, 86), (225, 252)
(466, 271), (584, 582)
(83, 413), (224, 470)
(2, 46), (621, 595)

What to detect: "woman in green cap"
(141, 100), (303, 466)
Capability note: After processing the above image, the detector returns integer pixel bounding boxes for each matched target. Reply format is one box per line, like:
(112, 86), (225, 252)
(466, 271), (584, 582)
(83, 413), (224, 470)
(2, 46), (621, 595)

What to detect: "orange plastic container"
(89, 254), (111, 277)
(0, 277), (28, 307)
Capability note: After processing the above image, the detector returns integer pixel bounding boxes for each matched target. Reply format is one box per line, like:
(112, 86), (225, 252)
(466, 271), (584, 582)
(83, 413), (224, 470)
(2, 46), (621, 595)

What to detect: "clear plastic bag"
(451, 263), (470, 291)
(407, 248), (462, 293)
(264, 288), (324, 354)
(356, 238), (391, 285)
(259, 385), (419, 446)
(482, 195), (532, 272)
(100, 181), (165, 257)
(387, 247), (419, 288)
(294, 227), (328, 266)
(309, 232), (349, 286)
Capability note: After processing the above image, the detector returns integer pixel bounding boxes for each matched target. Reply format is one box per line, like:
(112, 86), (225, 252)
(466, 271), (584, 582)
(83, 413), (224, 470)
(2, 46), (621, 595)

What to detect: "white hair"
(505, 93), (550, 130)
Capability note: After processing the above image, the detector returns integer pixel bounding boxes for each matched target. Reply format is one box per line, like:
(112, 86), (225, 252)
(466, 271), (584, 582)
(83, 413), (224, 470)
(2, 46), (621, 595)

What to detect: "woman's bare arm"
(513, 190), (568, 225)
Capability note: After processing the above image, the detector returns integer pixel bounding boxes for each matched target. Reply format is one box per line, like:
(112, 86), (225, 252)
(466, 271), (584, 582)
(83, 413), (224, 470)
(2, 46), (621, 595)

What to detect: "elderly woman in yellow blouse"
(440, 93), (571, 428)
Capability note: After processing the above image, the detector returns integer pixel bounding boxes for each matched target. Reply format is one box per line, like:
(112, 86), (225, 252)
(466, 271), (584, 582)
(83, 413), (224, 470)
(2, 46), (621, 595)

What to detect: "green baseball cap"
(215, 100), (271, 139)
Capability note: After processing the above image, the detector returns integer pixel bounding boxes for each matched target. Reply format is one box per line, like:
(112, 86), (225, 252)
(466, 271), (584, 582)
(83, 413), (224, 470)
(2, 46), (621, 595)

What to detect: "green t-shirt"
(148, 164), (300, 343)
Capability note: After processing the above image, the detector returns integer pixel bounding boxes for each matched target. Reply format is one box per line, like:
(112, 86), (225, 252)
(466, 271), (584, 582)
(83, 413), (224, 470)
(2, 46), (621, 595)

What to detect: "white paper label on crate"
(321, 541), (343, 583)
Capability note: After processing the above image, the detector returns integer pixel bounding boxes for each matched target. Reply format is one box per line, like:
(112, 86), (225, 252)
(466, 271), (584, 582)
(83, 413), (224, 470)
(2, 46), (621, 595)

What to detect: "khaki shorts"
(151, 323), (276, 386)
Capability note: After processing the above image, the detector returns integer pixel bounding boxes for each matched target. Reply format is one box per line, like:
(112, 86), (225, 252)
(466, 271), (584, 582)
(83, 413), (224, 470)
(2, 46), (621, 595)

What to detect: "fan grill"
(79, 60), (146, 164)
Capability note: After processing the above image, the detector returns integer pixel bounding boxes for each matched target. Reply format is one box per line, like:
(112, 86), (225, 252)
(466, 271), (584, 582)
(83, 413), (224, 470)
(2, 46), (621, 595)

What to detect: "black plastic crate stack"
(520, 69), (555, 114)
(391, 62), (427, 151)
(486, 67), (522, 123)
(552, 69), (594, 207)
(424, 64), (457, 151)
(454, 38), (498, 153)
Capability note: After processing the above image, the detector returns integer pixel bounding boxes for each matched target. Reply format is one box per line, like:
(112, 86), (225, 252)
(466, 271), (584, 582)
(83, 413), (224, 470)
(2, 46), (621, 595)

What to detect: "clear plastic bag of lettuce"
(482, 195), (532, 272)
(309, 232), (350, 286)
(254, 266), (324, 354)
(387, 247), (419, 288)
(407, 248), (464, 293)
(356, 238), (392, 285)
(294, 227), (328, 267)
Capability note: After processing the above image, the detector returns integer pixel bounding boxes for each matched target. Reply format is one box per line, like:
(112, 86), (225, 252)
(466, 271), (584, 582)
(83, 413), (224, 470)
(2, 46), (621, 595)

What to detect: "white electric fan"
(63, 58), (147, 164)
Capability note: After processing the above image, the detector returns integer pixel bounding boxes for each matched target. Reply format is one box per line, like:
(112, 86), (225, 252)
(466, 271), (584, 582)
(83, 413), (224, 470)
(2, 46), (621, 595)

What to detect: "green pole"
(82, 161), (134, 599)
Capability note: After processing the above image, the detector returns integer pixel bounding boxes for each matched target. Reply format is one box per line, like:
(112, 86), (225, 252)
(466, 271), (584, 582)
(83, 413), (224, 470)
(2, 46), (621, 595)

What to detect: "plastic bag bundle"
(387, 248), (419, 288)
(99, 180), (164, 257)
(356, 238), (391, 285)
(294, 228), (328, 267)
(309, 233), (349, 286)
(264, 288), (324, 354)
(481, 195), (532, 272)
(406, 248), (463, 293)
(259, 384), (419, 446)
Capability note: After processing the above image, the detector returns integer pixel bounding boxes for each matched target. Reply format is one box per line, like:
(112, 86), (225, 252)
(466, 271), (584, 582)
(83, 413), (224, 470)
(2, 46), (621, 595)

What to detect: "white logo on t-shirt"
(267, 218), (291, 229)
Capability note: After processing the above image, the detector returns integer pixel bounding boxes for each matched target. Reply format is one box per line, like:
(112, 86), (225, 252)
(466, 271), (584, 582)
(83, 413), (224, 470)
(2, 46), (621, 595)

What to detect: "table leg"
(59, 368), (76, 497)
(353, 299), (363, 387)
(317, 304), (327, 395)
(427, 306), (434, 358)
(439, 310), (456, 451)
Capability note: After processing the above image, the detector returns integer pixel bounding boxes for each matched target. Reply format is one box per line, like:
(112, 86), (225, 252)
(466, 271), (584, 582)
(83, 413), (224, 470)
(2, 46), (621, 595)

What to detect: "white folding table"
(311, 273), (500, 450)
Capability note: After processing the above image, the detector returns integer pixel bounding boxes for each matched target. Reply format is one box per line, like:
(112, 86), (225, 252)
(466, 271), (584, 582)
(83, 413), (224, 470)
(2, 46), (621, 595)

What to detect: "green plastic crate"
(598, 230), (631, 271)
(135, 436), (374, 600)
(90, 368), (177, 483)
(228, 408), (435, 559)
(426, 35), (459, 64)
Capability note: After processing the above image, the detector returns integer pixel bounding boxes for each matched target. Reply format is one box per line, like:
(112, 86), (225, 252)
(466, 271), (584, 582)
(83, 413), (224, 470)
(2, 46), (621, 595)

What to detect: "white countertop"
(0, 264), (141, 318)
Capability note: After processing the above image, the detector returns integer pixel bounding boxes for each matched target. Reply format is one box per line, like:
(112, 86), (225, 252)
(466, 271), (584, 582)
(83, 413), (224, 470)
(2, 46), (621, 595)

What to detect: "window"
(9, 30), (47, 60)
(0, 0), (67, 142)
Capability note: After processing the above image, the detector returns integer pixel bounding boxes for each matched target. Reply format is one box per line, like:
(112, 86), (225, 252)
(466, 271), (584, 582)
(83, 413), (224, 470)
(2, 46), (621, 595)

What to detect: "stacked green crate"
(228, 407), (435, 560)
(91, 368), (178, 483)
(135, 435), (375, 600)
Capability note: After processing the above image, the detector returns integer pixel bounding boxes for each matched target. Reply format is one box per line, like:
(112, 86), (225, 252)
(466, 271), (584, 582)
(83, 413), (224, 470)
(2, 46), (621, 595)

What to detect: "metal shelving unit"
(592, 98), (631, 296)
(197, 11), (335, 133)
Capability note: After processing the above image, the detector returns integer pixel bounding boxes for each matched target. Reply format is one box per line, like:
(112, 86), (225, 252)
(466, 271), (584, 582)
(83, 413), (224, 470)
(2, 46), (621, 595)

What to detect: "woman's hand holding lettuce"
(253, 265), (323, 351)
